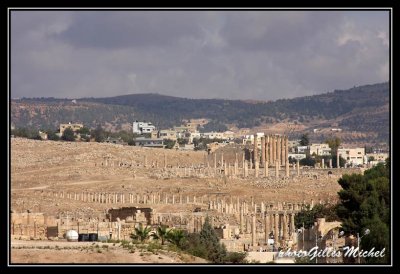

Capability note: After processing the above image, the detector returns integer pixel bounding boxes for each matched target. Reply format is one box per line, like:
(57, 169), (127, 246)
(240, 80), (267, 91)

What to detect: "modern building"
(365, 152), (389, 163)
(203, 132), (225, 139)
(134, 137), (164, 148)
(288, 153), (306, 161)
(296, 146), (308, 154)
(158, 129), (178, 141)
(338, 147), (365, 166)
(59, 122), (84, 135)
(132, 121), (156, 134)
(307, 144), (332, 156)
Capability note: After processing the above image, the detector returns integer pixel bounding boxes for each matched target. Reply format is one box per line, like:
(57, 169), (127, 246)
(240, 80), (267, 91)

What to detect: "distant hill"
(11, 82), (389, 145)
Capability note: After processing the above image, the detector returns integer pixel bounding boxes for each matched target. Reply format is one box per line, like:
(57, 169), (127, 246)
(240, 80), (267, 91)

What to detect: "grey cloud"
(54, 11), (203, 49)
(220, 11), (343, 51)
(11, 10), (389, 100)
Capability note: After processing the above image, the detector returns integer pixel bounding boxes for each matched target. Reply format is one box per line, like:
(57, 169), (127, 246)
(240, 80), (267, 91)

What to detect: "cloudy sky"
(10, 9), (389, 100)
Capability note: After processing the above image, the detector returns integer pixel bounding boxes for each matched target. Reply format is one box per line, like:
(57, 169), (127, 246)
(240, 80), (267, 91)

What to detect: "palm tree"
(151, 225), (170, 245)
(167, 229), (186, 247)
(130, 223), (152, 243)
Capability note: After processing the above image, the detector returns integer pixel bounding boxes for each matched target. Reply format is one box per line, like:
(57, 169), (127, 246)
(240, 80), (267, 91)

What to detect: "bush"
(61, 128), (75, 141)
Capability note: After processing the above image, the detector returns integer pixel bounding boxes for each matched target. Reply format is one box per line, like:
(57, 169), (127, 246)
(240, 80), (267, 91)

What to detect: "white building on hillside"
(338, 147), (365, 166)
(132, 121), (156, 134)
(307, 143), (331, 156)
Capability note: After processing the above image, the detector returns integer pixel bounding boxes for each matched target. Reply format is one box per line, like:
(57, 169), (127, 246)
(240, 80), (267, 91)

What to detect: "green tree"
(91, 124), (105, 142)
(130, 223), (152, 243)
(151, 225), (170, 245)
(336, 162), (390, 264)
(180, 233), (208, 258)
(325, 137), (341, 153)
(299, 134), (310, 146)
(127, 139), (136, 146)
(199, 120), (228, 133)
(300, 156), (315, 167)
(77, 127), (90, 135)
(368, 156), (375, 162)
(167, 229), (186, 247)
(295, 204), (339, 229)
(115, 130), (135, 143)
(61, 128), (75, 141)
(47, 130), (60, 141)
(224, 252), (247, 264)
(164, 139), (176, 149)
(295, 205), (316, 229)
(199, 217), (227, 263)
(332, 154), (346, 168)
(177, 138), (188, 145)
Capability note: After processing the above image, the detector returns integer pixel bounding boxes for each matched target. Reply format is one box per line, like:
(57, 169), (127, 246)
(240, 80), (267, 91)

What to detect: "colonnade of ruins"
(35, 190), (325, 214)
(258, 134), (289, 168)
(96, 133), (343, 180)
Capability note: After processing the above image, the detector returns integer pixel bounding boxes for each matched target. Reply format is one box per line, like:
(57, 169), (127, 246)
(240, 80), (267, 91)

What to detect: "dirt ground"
(11, 240), (207, 264)
(9, 138), (362, 264)
(10, 138), (352, 217)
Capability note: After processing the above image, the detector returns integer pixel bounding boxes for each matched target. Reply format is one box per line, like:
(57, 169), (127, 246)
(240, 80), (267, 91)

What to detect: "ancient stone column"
(265, 214), (270, 243)
(297, 160), (300, 176)
(268, 135), (272, 165)
(271, 136), (275, 164)
(283, 213), (288, 240)
(322, 158), (325, 169)
(221, 153), (224, 167)
(280, 136), (284, 166)
(285, 160), (290, 177)
(275, 161), (279, 178)
(264, 161), (269, 177)
(290, 213), (295, 238)
(274, 213), (279, 240)
(260, 202), (265, 216)
(285, 136), (289, 164)
(329, 159), (333, 169)
(264, 136), (268, 164)
(254, 134), (258, 165)
(172, 195), (175, 204)
(261, 136), (265, 167)
(252, 215), (257, 247)
(277, 136), (281, 168)
(337, 153), (340, 168)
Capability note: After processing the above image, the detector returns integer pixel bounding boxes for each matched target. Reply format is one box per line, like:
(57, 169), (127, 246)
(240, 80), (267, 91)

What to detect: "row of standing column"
(258, 134), (289, 167)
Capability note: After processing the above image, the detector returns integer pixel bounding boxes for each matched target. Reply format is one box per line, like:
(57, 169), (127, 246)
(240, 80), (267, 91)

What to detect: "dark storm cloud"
(11, 10), (389, 100)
